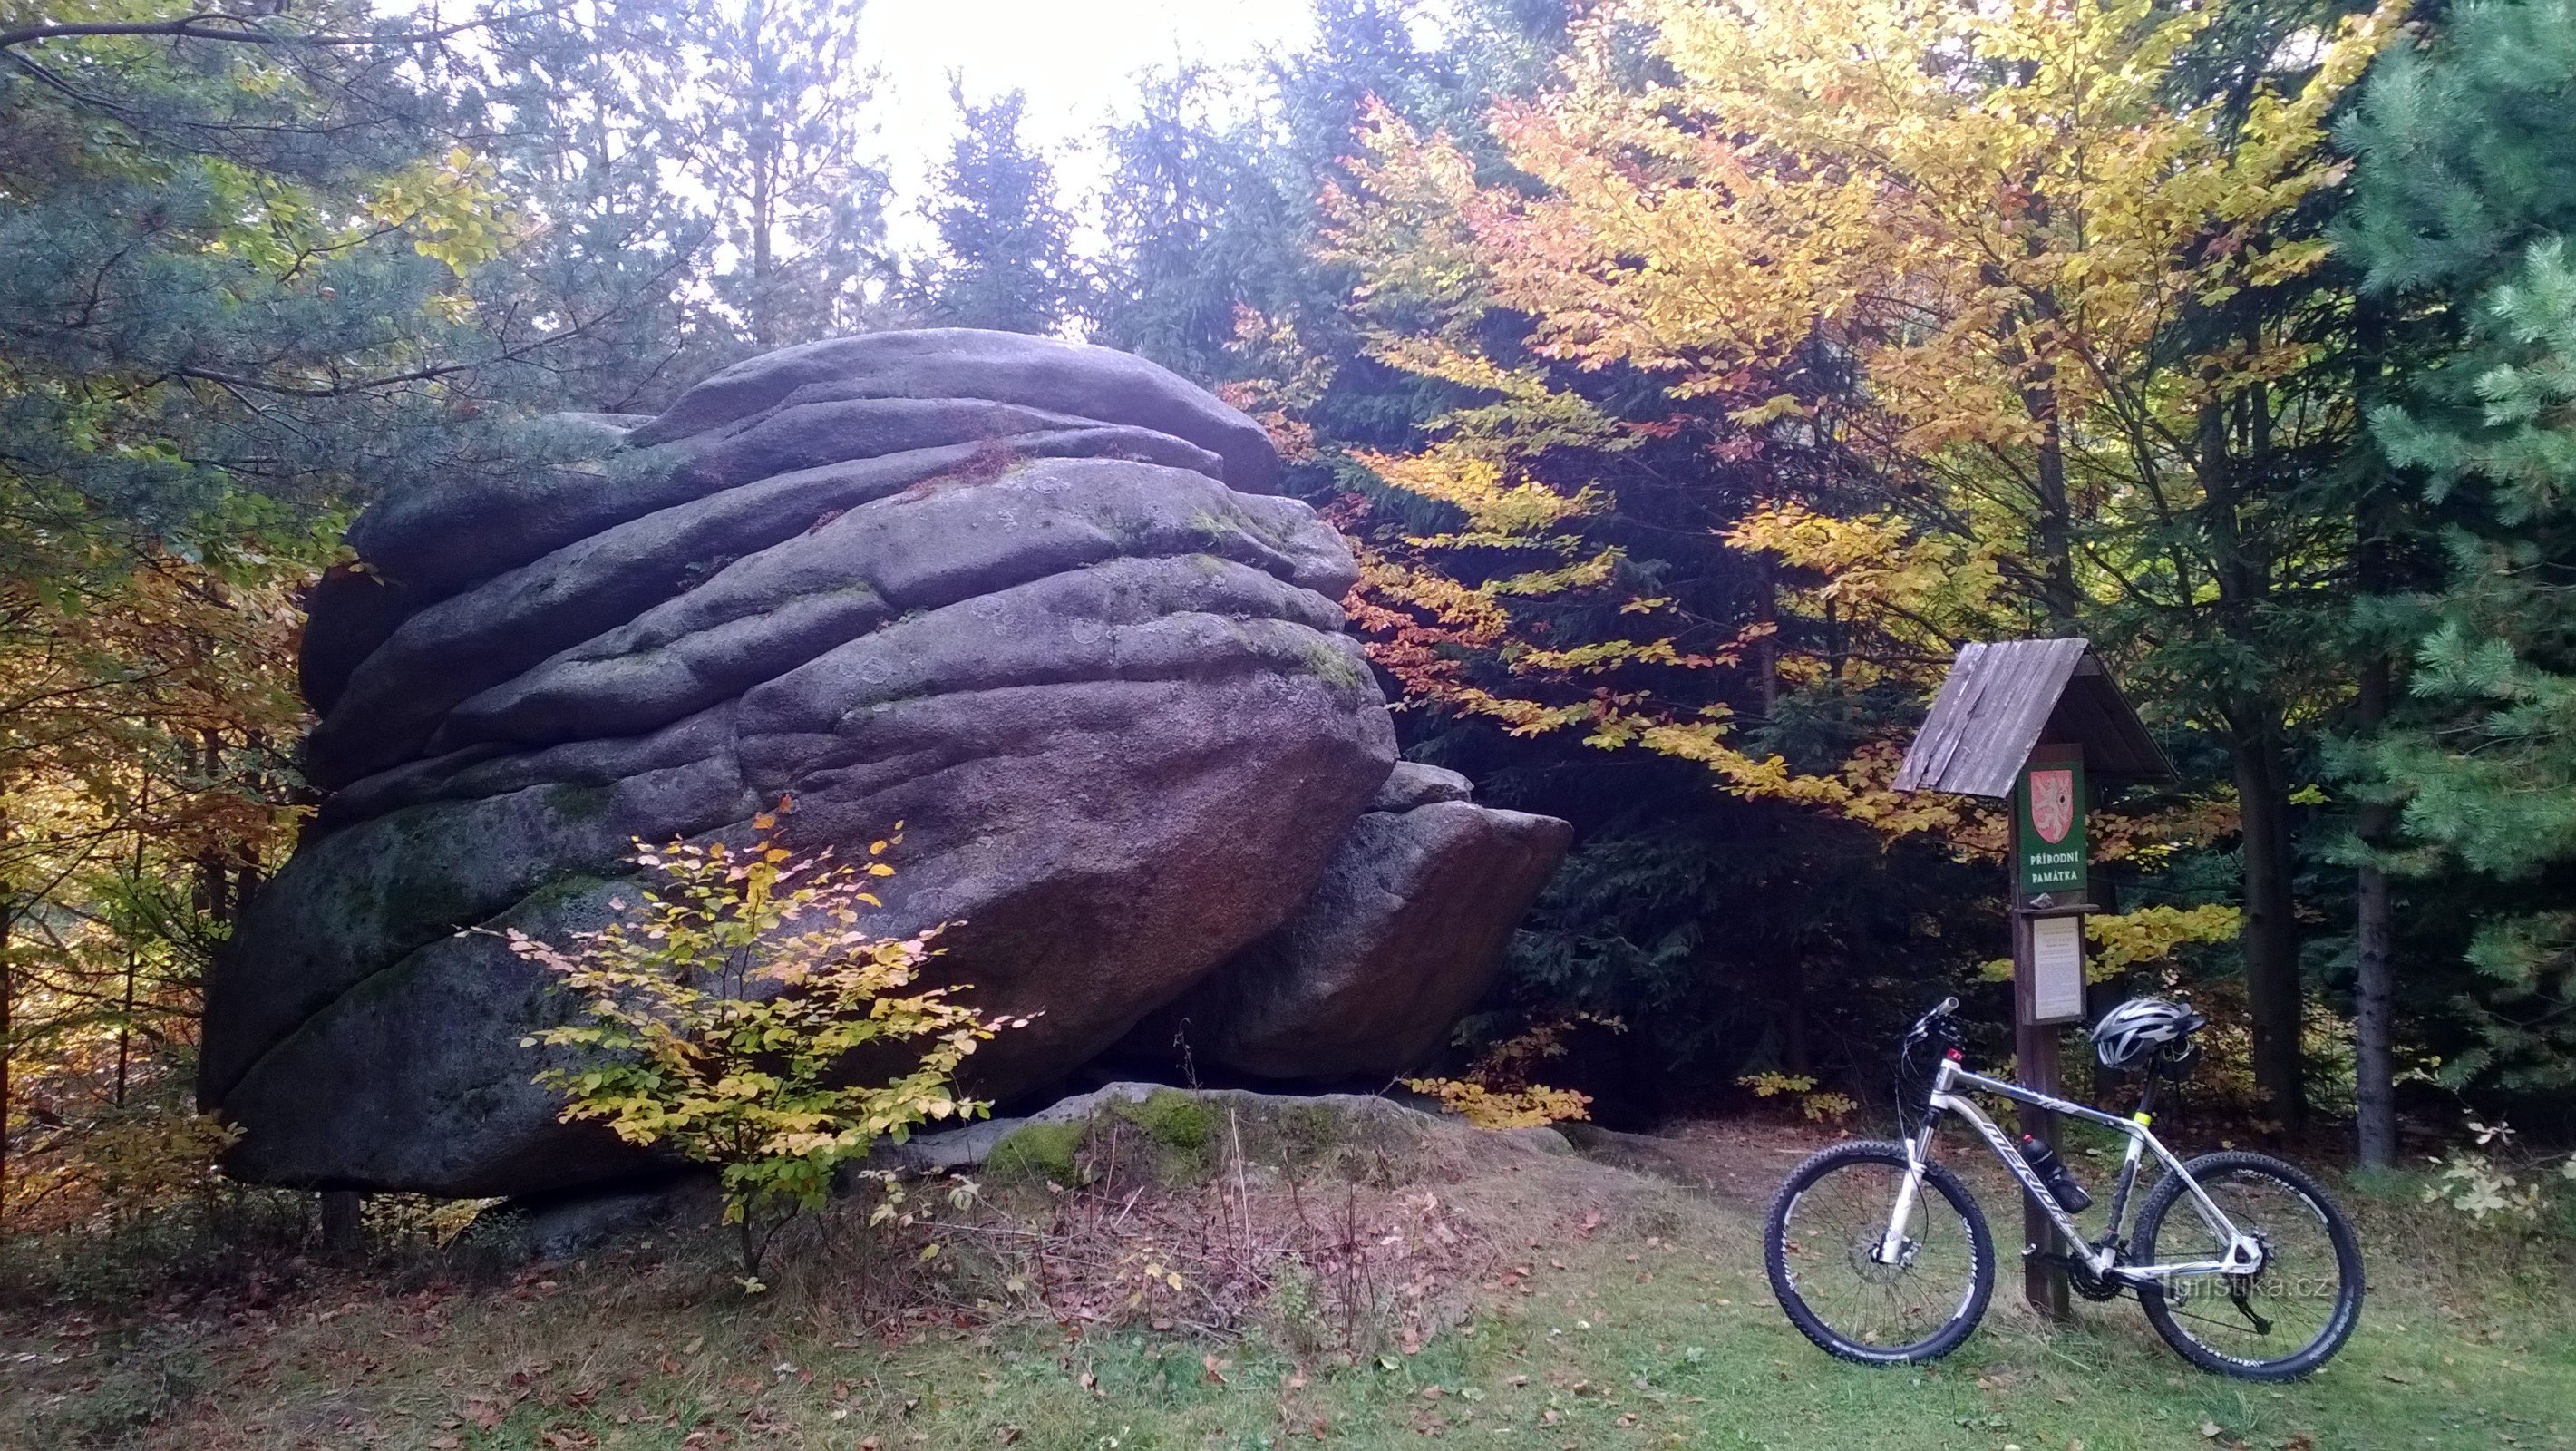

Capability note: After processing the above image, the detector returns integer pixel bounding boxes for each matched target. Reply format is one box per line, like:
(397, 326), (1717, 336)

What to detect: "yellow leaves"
(1978, 901), (2241, 984)
(1354, 445), (1594, 538)
(506, 819), (1026, 1251)
(1323, 0), (2400, 863)
(2085, 904), (2243, 981)
(364, 147), (520, 277)
(1725, 502), (2006, 662)
(1726, 394), (1805, 428)
(1406, 0), (2399, 443)
(1402, 1077), (1594, 1130)
(1736, 1072), (1858, 1121)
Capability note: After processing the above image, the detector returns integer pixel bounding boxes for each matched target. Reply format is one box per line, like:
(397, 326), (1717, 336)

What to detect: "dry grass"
(5, 1109), (2572, 1451)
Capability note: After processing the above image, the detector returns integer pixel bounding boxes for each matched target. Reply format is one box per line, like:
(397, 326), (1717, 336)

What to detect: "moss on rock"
(1112, 1088), (1217, 1181)
(982, 1119), (1085, 1186)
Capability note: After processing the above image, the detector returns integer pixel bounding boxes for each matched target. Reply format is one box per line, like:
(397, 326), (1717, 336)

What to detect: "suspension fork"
(1875, 1098), (1946, 1264)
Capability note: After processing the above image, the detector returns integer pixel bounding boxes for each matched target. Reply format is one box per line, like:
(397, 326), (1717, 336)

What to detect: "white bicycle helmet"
(2092, 997), (2206, 1072)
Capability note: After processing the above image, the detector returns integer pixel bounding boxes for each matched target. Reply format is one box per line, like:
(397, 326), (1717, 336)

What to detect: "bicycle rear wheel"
(1764, 1141), (1994, 1365)
(2132, 1151), (2364, 1380)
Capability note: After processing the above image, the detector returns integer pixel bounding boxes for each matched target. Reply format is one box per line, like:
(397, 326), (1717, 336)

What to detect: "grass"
(5, 1122), (2571, 1450)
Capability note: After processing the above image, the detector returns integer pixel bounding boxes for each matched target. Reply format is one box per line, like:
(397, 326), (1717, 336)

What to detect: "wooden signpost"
(1895, 639), (2174, 1319)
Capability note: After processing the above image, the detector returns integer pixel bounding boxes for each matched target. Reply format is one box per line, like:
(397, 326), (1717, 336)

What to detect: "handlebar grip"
(1935, 996), (1959, 1016)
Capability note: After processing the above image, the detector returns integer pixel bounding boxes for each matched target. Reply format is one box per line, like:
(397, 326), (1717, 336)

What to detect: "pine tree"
(0, 1), (539, 1222)
(644, 0), (895, 347)
(917, 88), (1078, 335)
(433, 1), (741, 412)
(2342, 0), (2576, 1096)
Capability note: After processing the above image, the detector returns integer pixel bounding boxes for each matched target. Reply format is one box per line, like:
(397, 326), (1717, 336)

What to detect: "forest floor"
(4, 1113), (2572, 1451)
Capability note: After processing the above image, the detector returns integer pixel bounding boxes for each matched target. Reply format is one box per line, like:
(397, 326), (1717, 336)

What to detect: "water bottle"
(2017, 1133), (2095, 1213)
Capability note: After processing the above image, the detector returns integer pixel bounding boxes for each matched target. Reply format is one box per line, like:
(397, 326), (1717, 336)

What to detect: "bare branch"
(1, 5), (566, 55)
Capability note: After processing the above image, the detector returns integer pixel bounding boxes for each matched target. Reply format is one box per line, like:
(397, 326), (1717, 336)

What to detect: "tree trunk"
(2351, 334), (2401, 1167)
(321, 1190), (365, 1253)
(2233, 716), (2305, 1131)
(2198, 382), (2303, 1132)
(117, 791), (146, 1108)
(1, 886), (13, 1223)
(2027, 383), (2079, 628)
(745, 0), (780, 347)
(2354, 852), (2396, 1166)
(1755, 562), (1779, 720)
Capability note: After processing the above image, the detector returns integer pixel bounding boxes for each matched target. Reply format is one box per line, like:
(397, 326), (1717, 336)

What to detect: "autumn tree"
(0, 0), (669, 1223)
(1326, 0), (2396, 1125)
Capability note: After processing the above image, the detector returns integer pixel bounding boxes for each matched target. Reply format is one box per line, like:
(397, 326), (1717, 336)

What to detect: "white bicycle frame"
(1874, 1056), (2264, 1285)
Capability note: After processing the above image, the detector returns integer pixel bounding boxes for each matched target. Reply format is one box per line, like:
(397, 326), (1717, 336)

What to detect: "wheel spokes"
(2157, 1170), (2346, 1362)
(1782, 1162), (1978, 1349)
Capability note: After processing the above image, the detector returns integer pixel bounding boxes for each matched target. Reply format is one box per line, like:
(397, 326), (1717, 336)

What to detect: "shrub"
(1404, 1013), (1606, 1129)
(501, 806), (1028, 1281)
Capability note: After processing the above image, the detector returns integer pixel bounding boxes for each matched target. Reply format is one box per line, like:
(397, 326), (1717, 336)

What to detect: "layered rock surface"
(1139, 765), (1573, 1080)
(202, 330), (1567, 1197)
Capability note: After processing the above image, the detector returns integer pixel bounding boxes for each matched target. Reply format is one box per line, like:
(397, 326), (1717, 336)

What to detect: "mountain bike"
(1763, 996), (2364, 1380)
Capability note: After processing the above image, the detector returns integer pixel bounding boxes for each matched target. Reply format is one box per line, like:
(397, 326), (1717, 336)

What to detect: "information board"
(2029, 914), (2087, 1025)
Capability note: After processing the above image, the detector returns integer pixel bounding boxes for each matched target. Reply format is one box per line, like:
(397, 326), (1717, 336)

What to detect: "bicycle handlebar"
(1905, 996), (1962, 1042)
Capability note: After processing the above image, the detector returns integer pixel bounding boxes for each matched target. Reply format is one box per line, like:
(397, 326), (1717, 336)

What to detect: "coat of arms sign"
(2028, 768), (2075, 845)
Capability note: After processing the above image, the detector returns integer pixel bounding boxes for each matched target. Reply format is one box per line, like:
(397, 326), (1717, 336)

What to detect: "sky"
(857, 0), (1319, 234)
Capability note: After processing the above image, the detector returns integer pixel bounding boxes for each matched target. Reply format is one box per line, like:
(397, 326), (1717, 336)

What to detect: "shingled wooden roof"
(1893, 638), (2176, 798)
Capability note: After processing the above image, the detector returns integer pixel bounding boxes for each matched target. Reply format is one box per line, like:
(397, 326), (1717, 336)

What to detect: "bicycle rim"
(1774, 1155), (1985, 1357)
(2144, 1164), (2357, 1373)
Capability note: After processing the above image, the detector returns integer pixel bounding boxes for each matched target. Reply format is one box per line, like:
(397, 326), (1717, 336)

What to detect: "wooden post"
(1891, 640), (2168, 1323)
(2011, 906), (2072, 1320)
(2009, 742), (2087, 1323)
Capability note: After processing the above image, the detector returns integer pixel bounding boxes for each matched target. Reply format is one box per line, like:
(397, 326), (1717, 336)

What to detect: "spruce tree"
(916, 88), (1078, 336)
(2341, 0), (2576, 1095)
(1093, 69), (1285, 377)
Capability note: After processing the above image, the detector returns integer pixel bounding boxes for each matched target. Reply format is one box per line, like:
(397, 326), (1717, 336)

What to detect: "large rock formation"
(200, 330), (1569, 1198)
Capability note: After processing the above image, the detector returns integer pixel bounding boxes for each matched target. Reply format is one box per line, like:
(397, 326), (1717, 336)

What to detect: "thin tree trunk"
(2233, 716), (2305, 1131)
(2354, 852), (2396, 1165)
(2200, 386), (2303, 1131)
(1756, 562), (1779, 720)
(1782, 962), (1810, 1076)
(2352, 299), (2401, 1170)
(116, 782), (147, 1108)
(1, 879), (14, 1223)
(2028, 384), (2079, 628)
(321, 1190), (365, 1253)
(746, 0), (779, 346)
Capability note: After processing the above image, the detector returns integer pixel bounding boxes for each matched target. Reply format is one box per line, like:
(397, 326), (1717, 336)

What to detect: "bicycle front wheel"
(1764, 1141), (1994, 1365)
(2132, 1151), (2364, 1380)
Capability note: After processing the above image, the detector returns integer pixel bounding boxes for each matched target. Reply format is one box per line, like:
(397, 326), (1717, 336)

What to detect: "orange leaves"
(1309, 0), (2402, 850)
(1, 541), (318, 1230)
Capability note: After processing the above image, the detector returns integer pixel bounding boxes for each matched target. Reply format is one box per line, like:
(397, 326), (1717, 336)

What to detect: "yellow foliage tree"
(1327, 0), (2396, 1124)
(503, 813), (1027, 1280)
